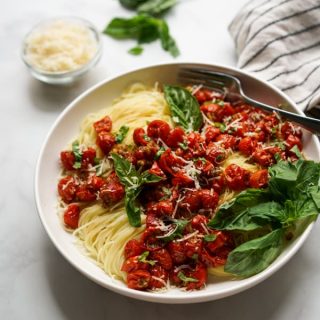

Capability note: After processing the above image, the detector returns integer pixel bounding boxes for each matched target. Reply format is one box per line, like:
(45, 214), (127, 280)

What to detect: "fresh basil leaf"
(178, 271), (198, 283)
(128, 46), (144, 55)
(125, 189), (143, 227)
(290, 145), (303, 159)
(308, 185), (320, 210)
(157, 20), (179, 57)
(73, 162), (82, 169)
(111, 153), (163, 227)
(164, 85), (203, 131)
(115, 126), (129, 143)
(208, 189), (270, 230)
(119, 0), (147, 9)
(212, 202), (284, 232)
(225, 229), (284, 277)
(141, 170), (163, 184)
(138, 0), (177, 16)
(104, 14), (179, 57)
(282, 198), (318, 225)
(204, 234), (217, 242)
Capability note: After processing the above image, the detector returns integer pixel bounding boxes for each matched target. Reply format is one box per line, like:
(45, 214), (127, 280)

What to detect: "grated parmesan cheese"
(25, 19), (98, 73)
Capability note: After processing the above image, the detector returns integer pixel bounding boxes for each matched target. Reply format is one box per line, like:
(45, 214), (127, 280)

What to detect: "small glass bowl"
(22, 17), (102, 85)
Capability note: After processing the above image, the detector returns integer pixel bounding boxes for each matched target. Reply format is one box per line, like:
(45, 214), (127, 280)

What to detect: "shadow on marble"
(27, 72), (102, 113)
(43, 239), (303, 320)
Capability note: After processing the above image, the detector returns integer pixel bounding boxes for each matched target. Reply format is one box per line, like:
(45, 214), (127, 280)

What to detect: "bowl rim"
(21, 16), (103, 78)
(34, 61), (320, 303)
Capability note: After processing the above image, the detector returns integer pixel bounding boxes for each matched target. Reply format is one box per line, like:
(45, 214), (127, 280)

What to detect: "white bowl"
(35, 62), (320, 304)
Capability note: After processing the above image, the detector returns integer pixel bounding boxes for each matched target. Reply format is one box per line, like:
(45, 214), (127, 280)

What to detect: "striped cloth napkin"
(229, 0), (320, 115)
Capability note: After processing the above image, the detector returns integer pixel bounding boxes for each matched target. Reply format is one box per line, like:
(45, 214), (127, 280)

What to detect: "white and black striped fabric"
(229, 0), (320, 113)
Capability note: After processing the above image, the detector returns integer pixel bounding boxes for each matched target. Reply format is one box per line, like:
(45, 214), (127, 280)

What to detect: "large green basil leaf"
(225, 229), (284, 277)
(164, 85), (203, 131)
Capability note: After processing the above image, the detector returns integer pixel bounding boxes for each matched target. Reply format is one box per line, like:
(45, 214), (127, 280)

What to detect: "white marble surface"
(1, 0), (320, 319)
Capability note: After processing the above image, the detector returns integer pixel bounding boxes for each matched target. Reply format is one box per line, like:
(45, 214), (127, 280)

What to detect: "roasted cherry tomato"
(76, 185), (97, 202)
(121, 256), (149, 273)
(63, 203), (80, 229)
(186, 263), (207, 291)
(215, 134), (237, 149)
(238, 137), (257, 156)
(191, 215), (209, 233)
(147, 120), (171, 141)
(146, 200), (174, 217)
(133, 127), (149, 146)
(184, 237), (203, 259)
(180, 189), (202, 212)
(150, 248), (173, 270)
(149, 266), (168, 289)
(204, 126), (221, 143)
(148, 161), (166, 179)
(253, 149), (274, 167)
(58, 176), (78, 203)
(206, 142), (226, 165)
(81, 148), (96, 169)
(168, 241), (187, 265)
(285, 134), (302, 151)
(124, 239), (144, 259)
(281, 121), (302, 139)
(200, 189), (219, 210)
(99, 177), (125, 206)
(249, 169), (269, 188)
(172, 170), (194, 188)
(60, 151), (76, 171)
(166, 127), (185, 148)
(93, 116), (112, 133)
(127, 270), (151, 290)
(224, 164), (250, 190)
(96, 131), (115, 155)
(87, 175), (106, 191)
(159, 150), (183, 175)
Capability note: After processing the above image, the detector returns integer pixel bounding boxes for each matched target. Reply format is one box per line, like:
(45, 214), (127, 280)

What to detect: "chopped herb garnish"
(155, 146), (165, 159)
(177, 271), (198, 283)
(160, 187), (172, 200)
(72, 141), (82, 169)
(143, 134), (151, 142)
(128, 46), (144, 55)
(178, 142), (188, 150)
(204, 234), (217, 242)
(115, 125), (129, 143)
(138, 251), (157, 266)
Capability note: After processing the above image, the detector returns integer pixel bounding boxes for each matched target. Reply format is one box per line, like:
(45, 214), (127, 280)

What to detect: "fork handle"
(243, 96), (320, 136)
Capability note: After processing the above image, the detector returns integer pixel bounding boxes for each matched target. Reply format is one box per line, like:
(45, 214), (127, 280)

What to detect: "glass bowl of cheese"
(22, 17), (102, 85)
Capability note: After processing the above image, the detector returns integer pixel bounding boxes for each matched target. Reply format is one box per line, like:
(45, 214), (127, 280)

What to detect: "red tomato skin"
(63, 204), (80, 229)
(60, 151), (76, 171)
(238, 137), (257, 156)
(76, 185), (97, 202)
(186, 263), (207, 290)
(146, 200), (174, 217)
(194, 89), (216, 103)
(87, 175), (106, 191)
(200, 248), (228, 268)
(168, 241), (187, 265)
(133, 128), (149, 146)
(253, 149), (274, 167)
(281, 122), (302, 139)
(58, 176), (78, 203)
(224, 164), (250, 190)
(150, 248), (173, 270)
(124, 240), (144, 259)
(211, 175), (225, 194)
(96, 132), (115, 155)
(206, 142), (226, 165)
(205, 126), (221, 143)
(121, 256), (149, 273)
(81, 148), (96, 169)
(184, 238), (203, 259)
(149, 266), (168, 289)
(166, 127), (185, 148)
(127, 270), (151, 290)
(93, 116), (112, 133)
(99, 179), (125, 206)
(191, 215), (209, 233)
(147, 120), (171, 141)
(249, 169), (269, 188)
(180, 189), (202, 212)
(215, 134), (237, 149)
(285, 134), (302, 151)
(148, 161), (166, 179)
(172, 171), (194, 188)
(200, 189), (219, 210)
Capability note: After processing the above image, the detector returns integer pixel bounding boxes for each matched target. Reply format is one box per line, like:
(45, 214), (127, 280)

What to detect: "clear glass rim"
(21, 16), (103, 79)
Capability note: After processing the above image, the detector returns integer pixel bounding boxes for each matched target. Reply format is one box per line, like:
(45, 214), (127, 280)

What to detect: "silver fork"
(178, 68), (320, 136)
